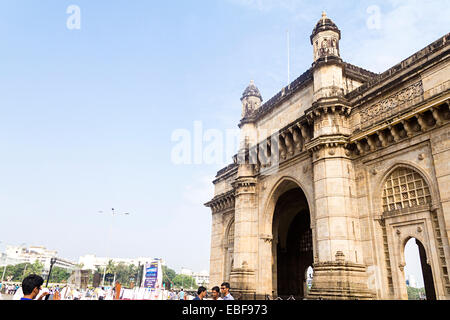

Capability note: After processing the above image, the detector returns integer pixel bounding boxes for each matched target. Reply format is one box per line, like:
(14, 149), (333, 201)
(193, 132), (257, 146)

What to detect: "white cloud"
(182, 174), (216, 206)
(227, 0), (300, 12)
(347, 0), (450, 72)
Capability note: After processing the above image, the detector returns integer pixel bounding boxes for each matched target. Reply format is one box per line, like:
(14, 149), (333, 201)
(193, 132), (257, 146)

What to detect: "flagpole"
(287, 29), (290, 87)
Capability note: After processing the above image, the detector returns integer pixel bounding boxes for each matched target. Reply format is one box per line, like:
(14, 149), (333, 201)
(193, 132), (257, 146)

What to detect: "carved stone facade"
(205, 13), (450, 300)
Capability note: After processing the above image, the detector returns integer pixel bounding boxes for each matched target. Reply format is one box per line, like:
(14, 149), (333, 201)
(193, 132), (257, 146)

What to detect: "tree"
(24, 261), (44, 279)
(12, 263), (28, 280)
(115, 263), (137, 287)
(1, 261), (44, 282)
(105, 260), (116, 275)
(1, 265), (16, 281)
(162, 266), (176, 288)
(173, 274), (197, 289)
(407, 286), (426, 300)
(49, 267), (72, 283)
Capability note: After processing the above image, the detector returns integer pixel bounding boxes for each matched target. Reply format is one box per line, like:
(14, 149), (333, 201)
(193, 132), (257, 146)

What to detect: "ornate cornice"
(359, 80), (424, 126)
(350, 96), (449, 158)
(343, 62), (378, 83)
(232, 177), (257, 196)
(204, 190), (235, 213)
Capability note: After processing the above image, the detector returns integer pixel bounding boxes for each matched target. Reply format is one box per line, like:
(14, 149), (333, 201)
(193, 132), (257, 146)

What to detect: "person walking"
(179, 288), (185, 300)
(220, 282), (234, 300)
(193, 286), (207, 300)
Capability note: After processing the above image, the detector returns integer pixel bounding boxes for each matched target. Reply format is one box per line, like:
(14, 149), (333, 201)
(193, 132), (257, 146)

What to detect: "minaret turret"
(241, 80), (263, 119)
(311, 11), (341, 62)
(310, 12), (344, 103)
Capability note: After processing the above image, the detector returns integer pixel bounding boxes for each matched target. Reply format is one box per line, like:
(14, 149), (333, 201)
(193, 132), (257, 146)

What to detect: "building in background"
(0, 245), (76, 272)
(406, 275), (418, 288)
(78, 254), (164, 271)
(180, 268), (210, 287)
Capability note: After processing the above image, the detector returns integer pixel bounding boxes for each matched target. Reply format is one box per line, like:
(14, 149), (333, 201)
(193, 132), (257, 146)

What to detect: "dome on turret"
(241, 80), (262, 101)
(310, 11), (341, 44)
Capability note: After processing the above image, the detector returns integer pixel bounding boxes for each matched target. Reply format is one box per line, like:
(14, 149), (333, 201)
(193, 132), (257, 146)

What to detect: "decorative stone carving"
(431, 107), (444, 126)
(292, 128), (302, 152)
(300, 125), (311, 144)
(367, 136), (377, 151)
(402, 120), (414, 137)
(377, 131), (388, 147)
(416, 114), (429, 131)
(389, 125), (402, 142)
(260, 234), (273, 244)
(284, 132), (294, 156)
(360, 81), (424, 123)
(335, 251), (345, 262)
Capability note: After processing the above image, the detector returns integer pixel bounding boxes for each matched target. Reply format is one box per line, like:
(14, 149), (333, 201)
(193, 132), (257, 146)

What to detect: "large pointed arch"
(262, 176), (314, 236)
(261, 176), (313, 299)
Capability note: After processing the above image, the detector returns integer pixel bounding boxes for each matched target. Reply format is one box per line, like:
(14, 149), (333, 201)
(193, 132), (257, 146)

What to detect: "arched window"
(382, 167), (431, 212)
(224, 218), (235, 282)
(227, 219), (235, 247)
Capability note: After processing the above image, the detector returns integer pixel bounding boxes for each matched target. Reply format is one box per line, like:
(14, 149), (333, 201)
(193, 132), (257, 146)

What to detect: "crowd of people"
(168, 282), (234, 301)
(1, 274), (235, 301)
(0, 283), (20, 295)
(0, 276), (122, 300)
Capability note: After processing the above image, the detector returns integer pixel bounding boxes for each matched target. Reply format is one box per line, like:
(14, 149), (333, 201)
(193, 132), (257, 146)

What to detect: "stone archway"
(404, 238), (437, 300)
(272, 186), (312, 299)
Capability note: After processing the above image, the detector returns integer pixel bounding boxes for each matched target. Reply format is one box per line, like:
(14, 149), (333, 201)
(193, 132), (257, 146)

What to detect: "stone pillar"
(430, 127), (450, 296)
(209, 210), (226, 288)
(230, 169), (258, 299)
(306, 136), (375, 299)
(308, 251), (374, 300)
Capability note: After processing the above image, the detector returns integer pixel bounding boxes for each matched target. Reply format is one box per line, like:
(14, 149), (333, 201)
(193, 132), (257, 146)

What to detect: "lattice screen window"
(227, 221), (235, 246)
(299, 229), (313, 253)
(382, 167), (431, 212)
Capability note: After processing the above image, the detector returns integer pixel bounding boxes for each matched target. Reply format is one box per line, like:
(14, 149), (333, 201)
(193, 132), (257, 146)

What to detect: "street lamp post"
(46, 258), (57, 287)
(1, 265), (7, 283)
(181, 268), (184, 289)
(137, 262), (141, 288)
(97, 208), (130, 287)
(23, 264), (28, 279)
(102, 259), (108, 288)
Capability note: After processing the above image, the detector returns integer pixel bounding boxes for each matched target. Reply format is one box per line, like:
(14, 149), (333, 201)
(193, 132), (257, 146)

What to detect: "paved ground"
(0, 294), (13, 300)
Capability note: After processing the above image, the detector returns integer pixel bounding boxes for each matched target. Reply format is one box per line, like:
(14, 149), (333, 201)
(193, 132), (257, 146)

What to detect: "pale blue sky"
(0, 0), (448, 284)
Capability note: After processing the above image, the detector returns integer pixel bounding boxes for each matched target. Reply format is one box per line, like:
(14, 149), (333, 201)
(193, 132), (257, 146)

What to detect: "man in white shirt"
(211, 286), (222, 300)
(98, 287), (106, 300)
